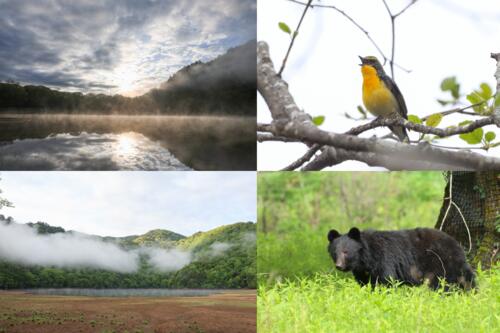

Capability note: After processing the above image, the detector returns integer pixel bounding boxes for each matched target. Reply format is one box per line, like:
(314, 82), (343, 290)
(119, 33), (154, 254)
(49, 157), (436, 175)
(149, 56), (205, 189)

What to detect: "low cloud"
(0, 221), (191, 273)
(209, 242), (233, 256)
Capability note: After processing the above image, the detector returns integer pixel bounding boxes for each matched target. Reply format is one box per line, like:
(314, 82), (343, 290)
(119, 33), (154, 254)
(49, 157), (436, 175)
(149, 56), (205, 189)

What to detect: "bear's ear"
(328, 229), (340, 242)
(347, 227), (361, 241)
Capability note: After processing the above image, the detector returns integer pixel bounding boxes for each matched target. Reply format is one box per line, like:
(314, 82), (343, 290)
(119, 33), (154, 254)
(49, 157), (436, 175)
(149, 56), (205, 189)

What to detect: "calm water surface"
(24, 288), (228, 297)
(0, 114), (256, 170)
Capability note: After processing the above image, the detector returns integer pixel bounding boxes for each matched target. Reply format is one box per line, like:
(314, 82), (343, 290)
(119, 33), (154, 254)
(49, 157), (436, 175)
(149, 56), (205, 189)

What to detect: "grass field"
(0, 290), (256, 333)
(258, 268), (500, 333)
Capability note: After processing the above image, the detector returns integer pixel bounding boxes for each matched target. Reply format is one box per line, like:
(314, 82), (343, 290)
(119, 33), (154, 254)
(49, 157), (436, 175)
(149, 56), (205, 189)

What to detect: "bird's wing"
(381, 75), (408, 119)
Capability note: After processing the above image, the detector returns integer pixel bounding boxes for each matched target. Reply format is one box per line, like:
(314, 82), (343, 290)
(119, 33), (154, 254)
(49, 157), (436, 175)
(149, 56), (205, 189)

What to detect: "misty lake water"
(0, 114), (256, 170)
(24, 288), (227, 297)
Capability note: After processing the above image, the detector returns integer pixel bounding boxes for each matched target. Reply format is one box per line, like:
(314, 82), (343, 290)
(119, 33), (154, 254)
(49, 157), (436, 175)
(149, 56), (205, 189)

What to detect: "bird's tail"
(389, 125), (409, 143)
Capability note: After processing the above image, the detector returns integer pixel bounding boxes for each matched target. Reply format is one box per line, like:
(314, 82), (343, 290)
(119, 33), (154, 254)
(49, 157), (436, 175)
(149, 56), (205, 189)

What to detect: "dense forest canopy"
(0, 216), (256, 289)
(0, 41), (256, 117)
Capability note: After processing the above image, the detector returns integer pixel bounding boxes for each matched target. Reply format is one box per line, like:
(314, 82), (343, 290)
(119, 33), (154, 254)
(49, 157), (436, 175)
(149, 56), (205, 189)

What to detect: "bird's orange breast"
(361, 65), (397, 117)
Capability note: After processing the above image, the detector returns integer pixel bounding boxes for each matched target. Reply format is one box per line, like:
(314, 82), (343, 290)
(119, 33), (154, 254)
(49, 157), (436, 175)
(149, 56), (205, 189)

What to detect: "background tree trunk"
(435, 172), (499, 268)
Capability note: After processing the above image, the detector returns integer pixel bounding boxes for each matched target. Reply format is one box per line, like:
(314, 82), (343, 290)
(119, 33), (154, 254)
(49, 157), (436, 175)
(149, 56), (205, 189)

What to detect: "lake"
(0, 114), (256, 170)
(24, 288), (228, 297)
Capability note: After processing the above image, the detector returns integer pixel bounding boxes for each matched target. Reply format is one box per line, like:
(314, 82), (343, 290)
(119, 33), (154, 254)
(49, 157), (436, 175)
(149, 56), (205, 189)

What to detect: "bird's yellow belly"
(362, 85), (398, 117)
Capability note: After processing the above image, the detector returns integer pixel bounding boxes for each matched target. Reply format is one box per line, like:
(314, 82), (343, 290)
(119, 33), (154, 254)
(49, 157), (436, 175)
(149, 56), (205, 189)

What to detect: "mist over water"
(0, 132), (191, 171)
(0, 114), (256, 170)
(0, 222), (192, 273)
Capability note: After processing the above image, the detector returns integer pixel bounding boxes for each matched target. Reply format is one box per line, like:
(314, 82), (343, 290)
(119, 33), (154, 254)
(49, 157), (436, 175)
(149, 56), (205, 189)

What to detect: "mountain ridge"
(0, 40), (257, 116)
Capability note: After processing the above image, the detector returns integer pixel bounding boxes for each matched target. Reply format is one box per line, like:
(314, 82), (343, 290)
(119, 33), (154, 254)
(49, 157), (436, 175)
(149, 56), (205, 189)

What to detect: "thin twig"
(287, 0), (387, 63)
(394, 0), (418, 18)
(281, 144), (321, 170)
(420, 100), (489, 121)
(381, 0), (396, 79)
(381, 0), (419, 79)
(278, 0), (313, 76)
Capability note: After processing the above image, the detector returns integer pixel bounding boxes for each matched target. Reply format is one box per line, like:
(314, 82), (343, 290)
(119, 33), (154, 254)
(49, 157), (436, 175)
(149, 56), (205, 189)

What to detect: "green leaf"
(459, 128), (484, 145)
(466, 92), (482, 105)
(312, 115), (325, 126)
(485, 131), (496, 142)
(440, 76), (460, 99)
(440, 77), (457, 91)
(466, 92), (488, 113)
(408, 114), (422, 125)
(426, 113), (443, 127)
(437, 99), (450, 106)
(479, 83), (493, 99)
(278, 22), (292, 35)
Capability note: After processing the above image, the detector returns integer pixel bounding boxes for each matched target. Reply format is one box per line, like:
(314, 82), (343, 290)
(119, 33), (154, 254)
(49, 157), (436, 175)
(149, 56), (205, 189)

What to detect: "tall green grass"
(258, 267), (500, 333)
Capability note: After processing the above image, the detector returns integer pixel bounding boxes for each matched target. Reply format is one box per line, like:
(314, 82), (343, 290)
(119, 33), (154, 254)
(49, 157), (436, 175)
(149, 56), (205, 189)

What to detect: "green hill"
(0, 217), (256, 289)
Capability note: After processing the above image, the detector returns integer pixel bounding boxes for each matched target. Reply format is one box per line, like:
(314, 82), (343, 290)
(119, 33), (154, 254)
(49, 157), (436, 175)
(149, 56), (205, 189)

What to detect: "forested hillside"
(0, 41), (256, 116)
(0, 217), (256, 289)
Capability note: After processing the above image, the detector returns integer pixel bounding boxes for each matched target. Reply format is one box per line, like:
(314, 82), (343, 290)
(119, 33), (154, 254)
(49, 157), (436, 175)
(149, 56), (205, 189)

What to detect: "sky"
(0, 0), (256, 96)
(0, 172), (256, 237)
(258, 0), (500, 170)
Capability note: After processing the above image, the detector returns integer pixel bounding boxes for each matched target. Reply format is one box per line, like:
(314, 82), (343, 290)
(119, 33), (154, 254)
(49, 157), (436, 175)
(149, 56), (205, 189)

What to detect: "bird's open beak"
(358, 55), (364, 66)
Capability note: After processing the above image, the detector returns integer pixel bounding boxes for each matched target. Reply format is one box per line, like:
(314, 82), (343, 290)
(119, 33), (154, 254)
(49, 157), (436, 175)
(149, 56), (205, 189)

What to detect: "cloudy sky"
(0, 172), (256, 237)
(0, 0), (256, 96)
(258, 0), (500, 170)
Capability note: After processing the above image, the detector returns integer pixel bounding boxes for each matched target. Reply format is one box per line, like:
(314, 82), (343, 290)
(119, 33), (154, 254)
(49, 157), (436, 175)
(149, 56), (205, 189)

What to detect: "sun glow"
(114, 67), (139, 96)
(116, 133), (138, 156)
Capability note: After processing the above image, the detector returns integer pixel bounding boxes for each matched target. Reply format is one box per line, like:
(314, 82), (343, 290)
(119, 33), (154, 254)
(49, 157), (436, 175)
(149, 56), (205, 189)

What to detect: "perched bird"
(359, 56), (409, 142)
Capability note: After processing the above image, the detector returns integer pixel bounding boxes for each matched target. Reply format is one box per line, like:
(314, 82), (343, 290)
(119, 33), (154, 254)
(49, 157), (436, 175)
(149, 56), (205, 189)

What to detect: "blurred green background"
(257, 172), (446, 284)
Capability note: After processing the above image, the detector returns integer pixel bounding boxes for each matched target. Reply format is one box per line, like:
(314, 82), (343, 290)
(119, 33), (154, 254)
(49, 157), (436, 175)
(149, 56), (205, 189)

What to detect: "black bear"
(327, 227), (475, 289)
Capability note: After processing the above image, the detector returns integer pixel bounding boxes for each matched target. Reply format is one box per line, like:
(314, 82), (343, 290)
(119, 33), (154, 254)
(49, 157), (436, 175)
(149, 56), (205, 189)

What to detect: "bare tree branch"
(420, 102), (487, 121)
(278, 0), (313, 76)
(281, 144), (321, 171)
(302, 145), (460, 171)
(261, 114), (496, 139)
(257, 41), (500, 170)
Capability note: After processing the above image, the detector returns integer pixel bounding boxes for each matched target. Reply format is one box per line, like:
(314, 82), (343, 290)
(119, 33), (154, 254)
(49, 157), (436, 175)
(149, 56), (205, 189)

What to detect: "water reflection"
(115, 133), (139, 157)
(25, 288), (227, 297)
(0, 114), (256, 170)
(0, 132), (191, 171)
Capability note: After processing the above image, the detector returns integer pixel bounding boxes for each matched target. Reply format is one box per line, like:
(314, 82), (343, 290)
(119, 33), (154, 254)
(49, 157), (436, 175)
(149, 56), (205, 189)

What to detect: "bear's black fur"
(327, 227), (475, 289)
